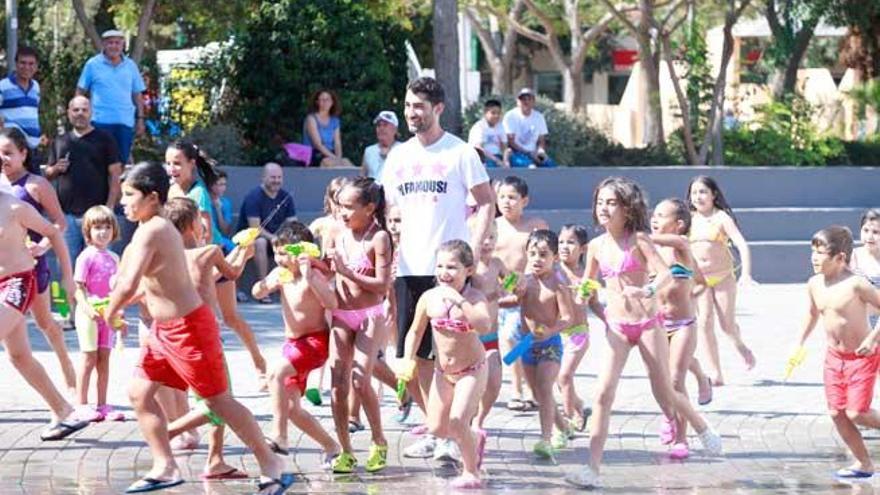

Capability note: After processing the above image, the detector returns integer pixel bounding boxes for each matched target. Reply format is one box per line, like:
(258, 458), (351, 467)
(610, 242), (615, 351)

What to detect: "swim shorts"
(824, 348), (880, 413)
(282, 330), (330, 394)
(0, 270), (37, 315)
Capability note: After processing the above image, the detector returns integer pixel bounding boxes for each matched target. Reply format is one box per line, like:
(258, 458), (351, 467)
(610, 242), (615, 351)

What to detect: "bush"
(844, 139), (880, 166)
(463, 96), (678, 166)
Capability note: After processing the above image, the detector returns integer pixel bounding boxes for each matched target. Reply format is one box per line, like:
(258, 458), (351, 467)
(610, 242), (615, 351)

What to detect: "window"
(535, 72), (563, 102)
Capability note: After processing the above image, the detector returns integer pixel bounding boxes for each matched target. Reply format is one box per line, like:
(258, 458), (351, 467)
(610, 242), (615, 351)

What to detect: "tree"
(829, 0), (880, 80)
(71, 0), (158, 64)
(504, 0), (614, 111)
(764, 0), (831, 98)
(464, 0), (524, 95)
(434, 0), (463, 135)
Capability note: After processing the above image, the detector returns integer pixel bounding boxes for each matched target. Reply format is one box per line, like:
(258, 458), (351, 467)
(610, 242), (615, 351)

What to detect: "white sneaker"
(403, 434), (436, 458)
(565, 467), (601, 489)
(698, 427), (723, 456)
(433, 438), (461, 463)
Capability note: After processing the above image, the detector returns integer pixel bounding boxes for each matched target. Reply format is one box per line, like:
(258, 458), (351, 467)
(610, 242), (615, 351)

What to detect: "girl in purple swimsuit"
(1, 128), (77, 396)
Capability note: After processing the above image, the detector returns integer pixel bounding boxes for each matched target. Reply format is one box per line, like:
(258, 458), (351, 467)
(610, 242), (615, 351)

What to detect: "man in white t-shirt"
(467, 99), (507, 168)
(502, 87), (557, 168)
(382, 76), (495, 461)
(361, 110), (401, 181)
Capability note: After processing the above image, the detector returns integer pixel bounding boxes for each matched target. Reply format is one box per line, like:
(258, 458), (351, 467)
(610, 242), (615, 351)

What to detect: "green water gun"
(50, 281), (69, 319)
(283, 242), (321, 258)
(396, 359), (416, 402)
(502, 273), (519, 293)
(577, 278), (602, 299)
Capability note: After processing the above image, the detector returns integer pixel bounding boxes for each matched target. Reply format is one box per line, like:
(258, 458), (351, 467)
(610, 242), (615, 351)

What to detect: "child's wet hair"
(81, 205), (120, 244)
(661, 198), (692, 235)
(499, 175), (529, 198)
(123, 161), (170, 204)
(812, 225), (853, 262)
(860, 209), (880, 227)
(273, 220), (315, 248)
(592, 176), (649, 233)
(163, 197), (200, 233)
(438, 239), (475, 268)
(338, 176), (388, 231)
(323, 176), (350, 214)
(687, 175), (736, 223)
(528, 229), (559, 254)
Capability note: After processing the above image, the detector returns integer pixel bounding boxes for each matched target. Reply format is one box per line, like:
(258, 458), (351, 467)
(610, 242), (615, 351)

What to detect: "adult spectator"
(361, 110), (401, 181)
(0, 46), (42, 155)
(76, 29), (146, 164)
(381, 76), (495, 460)
(44, 96), (122, 263)
(303, 89), (354, 168)
(237, 162), (298, 302)
(467, 99), (507, 168)
(502, 88), (557, 168)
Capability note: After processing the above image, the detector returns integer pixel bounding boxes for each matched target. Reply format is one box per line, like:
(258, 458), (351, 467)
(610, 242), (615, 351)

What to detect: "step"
(750, 241), (812, 283)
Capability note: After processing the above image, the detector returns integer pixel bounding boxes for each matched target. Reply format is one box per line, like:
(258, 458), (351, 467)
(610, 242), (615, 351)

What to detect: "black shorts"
(395, 276), (436, 360)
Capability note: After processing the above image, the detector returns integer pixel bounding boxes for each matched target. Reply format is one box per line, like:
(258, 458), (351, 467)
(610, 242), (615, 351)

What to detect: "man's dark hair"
(15, 46), (38, 62)
(123, 161), (170, 204)
(407, 77), (445, 106)
(484, 99), (502, 110)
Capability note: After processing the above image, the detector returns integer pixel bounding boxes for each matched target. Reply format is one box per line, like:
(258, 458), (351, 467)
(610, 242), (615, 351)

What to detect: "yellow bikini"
(689, 215), (734, 288)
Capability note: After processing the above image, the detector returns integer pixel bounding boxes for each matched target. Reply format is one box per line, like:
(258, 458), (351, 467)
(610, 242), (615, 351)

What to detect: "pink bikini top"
(340, 223), (376, 275)
(598, 234), (645, 279)
(430, 299), (471, 333)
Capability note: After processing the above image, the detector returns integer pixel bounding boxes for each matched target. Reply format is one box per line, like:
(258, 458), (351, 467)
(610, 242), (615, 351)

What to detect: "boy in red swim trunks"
(793, 226), (880, 480)
(105, 162), (293, 494)
(253, 220), (341, 465)
(0, 183), (87, 442)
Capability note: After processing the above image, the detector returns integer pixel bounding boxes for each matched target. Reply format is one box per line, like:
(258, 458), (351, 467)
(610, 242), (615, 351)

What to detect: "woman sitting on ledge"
(303, 89), (355, 168)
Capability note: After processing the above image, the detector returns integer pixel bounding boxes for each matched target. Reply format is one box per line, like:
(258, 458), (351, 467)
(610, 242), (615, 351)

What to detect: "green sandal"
(365, 443), (388, 472)
(331, 451), (358, 473)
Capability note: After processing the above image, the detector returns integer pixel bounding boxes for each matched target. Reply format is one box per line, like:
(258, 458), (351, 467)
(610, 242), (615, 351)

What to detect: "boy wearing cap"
(361, 110), (401, 181)
(467, 99), (507, 168)
(502, 88), (556, 168)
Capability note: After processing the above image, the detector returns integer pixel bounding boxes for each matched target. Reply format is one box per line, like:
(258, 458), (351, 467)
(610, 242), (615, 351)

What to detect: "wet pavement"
(1, 284), (879, 494)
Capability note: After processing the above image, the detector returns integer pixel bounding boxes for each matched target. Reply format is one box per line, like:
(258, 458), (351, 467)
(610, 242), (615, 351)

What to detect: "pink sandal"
(410, 424), (430, 436)
(669, 441), (689, 460)
(659, 417), (676, 445)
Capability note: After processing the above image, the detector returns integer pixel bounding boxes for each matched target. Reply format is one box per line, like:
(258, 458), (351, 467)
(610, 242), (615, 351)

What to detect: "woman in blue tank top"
(303, 89), (354, 168)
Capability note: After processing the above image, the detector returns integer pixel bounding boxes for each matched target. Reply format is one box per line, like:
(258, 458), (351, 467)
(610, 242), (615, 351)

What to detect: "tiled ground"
(0, 284), (877, 494)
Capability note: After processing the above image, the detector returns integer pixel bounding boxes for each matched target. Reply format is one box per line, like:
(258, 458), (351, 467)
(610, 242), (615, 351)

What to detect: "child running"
(512, 229), (576, 458)
(326, 176), (392, 473)
(252, 220), (342, 468)
(104, 162), (292, 494)
(399, 240), (491, 489)
(0, 156), (87, 442)
(565, 177), (722, 489)
(650, 198), (709, 458)
(73, 205), (125, 422)
(556, 224), (604, 433)
(494, 175), (548, 411)
(792, 226), (880, 479)
(687, 175), (756, 386)
(850, 209), (880, 328)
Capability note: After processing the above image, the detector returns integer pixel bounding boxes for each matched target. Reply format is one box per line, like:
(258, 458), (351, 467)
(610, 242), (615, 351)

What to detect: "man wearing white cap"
(76, 29), (146, 164)
(503, 88), (556, 168)
(360, 110), (401, 181)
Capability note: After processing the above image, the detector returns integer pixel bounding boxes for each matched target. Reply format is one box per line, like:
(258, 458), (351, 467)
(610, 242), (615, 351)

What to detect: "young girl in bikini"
(687, 176), (756, 386)
(650, 198), (713, 459)
(565, 177), (722, 489)
(850, 209), (880, 328)
(400, 240), (491, 489)
(556, 224), (604, 433)
(326, 176), (392, 473)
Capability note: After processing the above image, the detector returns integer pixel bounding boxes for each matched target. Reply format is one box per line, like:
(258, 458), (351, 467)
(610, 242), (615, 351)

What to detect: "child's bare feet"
(737, 343), (756, 370)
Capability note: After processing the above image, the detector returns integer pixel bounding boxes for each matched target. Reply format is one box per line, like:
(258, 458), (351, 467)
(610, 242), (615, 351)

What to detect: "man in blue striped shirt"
(0, 46), (41, 152)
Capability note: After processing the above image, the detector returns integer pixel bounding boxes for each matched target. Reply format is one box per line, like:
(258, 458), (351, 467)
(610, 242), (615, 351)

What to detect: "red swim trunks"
(136, 304), (228, 398)
(824, 348), (880, 413)
(282, 330), (329, 394)
(0, 270), (37, 315)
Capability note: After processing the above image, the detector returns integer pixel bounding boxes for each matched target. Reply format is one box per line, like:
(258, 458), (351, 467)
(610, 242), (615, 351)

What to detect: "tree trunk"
(562, 67), (580, 111)
(640, 45), (665, 146)
(130, 0), (158, 64)
(71, 0), (102, 51)
(773, 19), (817, 98)
(434, 0), (462, 135)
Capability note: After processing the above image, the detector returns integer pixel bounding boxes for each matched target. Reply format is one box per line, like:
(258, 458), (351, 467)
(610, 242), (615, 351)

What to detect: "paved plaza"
(0, 284), (878, 494)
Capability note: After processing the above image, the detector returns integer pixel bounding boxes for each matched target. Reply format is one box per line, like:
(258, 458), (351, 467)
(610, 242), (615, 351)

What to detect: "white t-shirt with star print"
(382, 132), (489, 277)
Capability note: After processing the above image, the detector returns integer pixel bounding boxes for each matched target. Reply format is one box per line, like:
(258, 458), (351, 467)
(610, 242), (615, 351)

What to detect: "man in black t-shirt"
(44, 96), (122, 262)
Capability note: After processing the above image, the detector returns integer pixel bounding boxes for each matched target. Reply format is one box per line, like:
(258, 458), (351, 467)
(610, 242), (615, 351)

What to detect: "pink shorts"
(282, 330), (329, 393)
(824, 348), (880, 412)
(136, 304), (228, 398)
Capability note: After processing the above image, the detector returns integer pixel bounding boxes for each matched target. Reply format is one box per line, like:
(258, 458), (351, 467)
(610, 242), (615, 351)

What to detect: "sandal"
(125, 477), (184, 493)
(348, 419), (365, 433)
(364, 443), (388, 473)
(330, 451), (357, 474)
(255, 472), (296, 495)
(523, 399), (539, 411)
(394, 395), (413, 423)
(506, 398), (526, 411)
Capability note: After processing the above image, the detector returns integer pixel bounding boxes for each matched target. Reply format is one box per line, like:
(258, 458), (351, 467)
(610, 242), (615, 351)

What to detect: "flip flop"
(523, 399), (539, 411)
(264, 437), (289, 456)
(255, 472), (296, 495)
(506, 398), (526, 411)
(200, 468), (250, 480)
(394, 396), (413, 423)
(348, 420), (365, 433)
(125, 477), (184, 493)
(578, 407), (592, 432)
(40, 419), (89, 441)
(835, 468), (874, 479)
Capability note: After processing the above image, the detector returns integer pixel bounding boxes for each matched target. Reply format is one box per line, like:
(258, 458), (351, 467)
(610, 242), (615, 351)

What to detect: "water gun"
(284, 242), (321, 258)
(232, 228), (260, 247)
(396, 359), (416, 402)
(50, 281), (70, 319)
(276, 268), (294, 284)
(501, 273), (519, 293)
(91, 298), (126, 350)
(502, 332), (534, 365)
(577, 278), (602, 299)
(783, 346), (807, 381)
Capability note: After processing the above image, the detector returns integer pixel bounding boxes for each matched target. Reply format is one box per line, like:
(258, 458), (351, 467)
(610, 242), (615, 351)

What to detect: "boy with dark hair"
(468, 99), (507, 168)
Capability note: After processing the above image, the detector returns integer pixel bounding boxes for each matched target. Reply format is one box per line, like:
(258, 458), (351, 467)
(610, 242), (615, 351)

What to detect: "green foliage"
(680, 13), (714, 138)
(843, 138), (880, 166)
(847, 79), (880, 131)
(186, 123), (247, 165)
(201, 0), (409, 163)
(463, 95), (678, 166)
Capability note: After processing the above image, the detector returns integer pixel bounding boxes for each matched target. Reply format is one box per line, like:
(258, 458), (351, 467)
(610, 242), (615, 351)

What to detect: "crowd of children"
(3, 119), (880, 492)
